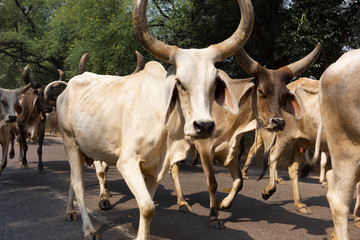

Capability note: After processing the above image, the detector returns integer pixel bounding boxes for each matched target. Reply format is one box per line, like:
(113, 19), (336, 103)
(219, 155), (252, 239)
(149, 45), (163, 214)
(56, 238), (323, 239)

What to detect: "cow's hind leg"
(94, 160), (112, 210)
(170, 162), (192, 212)
(9, 130), (15, 159)
(327, 160), (358, 240)
(288, 149), (311, 214)
(117, 155), (156, 240)
(63, 135), (99, 240)
(65, 184), (79, 222)
(18, 130), (28, 169)
(36, 122), (46, 174)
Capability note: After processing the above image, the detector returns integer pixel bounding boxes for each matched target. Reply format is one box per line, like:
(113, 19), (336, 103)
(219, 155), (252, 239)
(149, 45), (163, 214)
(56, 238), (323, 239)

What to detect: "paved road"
(0, 134), (358, 240)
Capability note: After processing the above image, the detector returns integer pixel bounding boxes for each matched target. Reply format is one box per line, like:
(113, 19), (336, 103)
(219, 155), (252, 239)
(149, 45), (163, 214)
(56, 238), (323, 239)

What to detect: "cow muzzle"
(269, 117), (286, 131)
(5, 115), (17, 123)
(193, 120), (215, 138)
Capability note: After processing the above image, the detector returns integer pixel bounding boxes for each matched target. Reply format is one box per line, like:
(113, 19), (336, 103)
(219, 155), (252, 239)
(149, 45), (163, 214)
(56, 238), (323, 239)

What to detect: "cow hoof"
(354, 218), (360, 229)
(329, 230), (337, 240)
(209, 217), (225, 229)
(296, 205), (312, 214)
(178, 203), (193, 213)
(9, 151), (14, 159)
(242, 174), (249, 180)
(21, 164), (29, 169)
(276, 178), (286, 185)
(84, 232), (100, 240)
(38, 169), (46, 174)
(321, 183), (328, 189)
(99, 200), (112, 210)
(65, 212), (78, 222)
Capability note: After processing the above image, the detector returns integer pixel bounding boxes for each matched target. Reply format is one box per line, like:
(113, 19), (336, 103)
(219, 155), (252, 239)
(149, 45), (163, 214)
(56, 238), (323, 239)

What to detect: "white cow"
(0, 65), (32, 175)
(319, 49), (360, 240)
(57, 0), (254, 239)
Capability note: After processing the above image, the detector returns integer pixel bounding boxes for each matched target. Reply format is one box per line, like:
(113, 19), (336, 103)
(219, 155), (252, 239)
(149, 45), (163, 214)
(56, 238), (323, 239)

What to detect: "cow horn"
(210, 0), (254, 62)
(58, 69), (65, 81)
(234, 48), (262, 76)
(79, 53), (90, 74)
(133, 0), (254, 64)
(18, 83), (32, 94)
(131, 51), (145, 75)
(286, 43), (322, 78)
(133, 0), (178, 63)
(22, 64), (41, 89)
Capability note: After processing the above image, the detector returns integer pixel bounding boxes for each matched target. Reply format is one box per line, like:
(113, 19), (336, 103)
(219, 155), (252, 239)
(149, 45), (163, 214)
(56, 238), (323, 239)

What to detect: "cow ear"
(281, 91), (304, 120)
(215, 70), (239, 115)
(164, 67), (178, 124)
(238, 80), (255, 107)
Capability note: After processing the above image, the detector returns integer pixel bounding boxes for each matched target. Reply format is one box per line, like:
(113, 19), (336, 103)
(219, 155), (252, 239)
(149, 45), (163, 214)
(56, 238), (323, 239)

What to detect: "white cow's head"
(0, 65), (32, 123)
(133, 0), (254, 139)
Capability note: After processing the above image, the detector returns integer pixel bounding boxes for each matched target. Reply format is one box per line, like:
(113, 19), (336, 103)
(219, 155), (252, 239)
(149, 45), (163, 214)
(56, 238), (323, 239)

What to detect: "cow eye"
(258, 89), (265, 98)
(1, 100), (6, 105)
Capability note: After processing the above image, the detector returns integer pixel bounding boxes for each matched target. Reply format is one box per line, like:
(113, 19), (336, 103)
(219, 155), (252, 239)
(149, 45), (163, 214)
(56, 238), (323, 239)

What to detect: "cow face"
(253, 68), (303, 131)
(165, 49), (239, 139)
(0, 89), (23, 123)
(134, 0), (254, 139)
(235, 43), (321, 132)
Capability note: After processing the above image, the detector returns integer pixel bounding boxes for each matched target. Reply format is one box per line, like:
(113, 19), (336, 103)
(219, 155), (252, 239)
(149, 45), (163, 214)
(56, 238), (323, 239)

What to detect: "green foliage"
(0, 0), (359, 88)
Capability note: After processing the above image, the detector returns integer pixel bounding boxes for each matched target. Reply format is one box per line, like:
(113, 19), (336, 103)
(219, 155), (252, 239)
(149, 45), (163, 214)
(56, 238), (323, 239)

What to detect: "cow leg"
(262, 141), (287, 200)
(37, 121), (46, 173)
(65, 184), (79, 222)
(116, 156), (155, 240)
(170, 162), (192, 212)
(198, 149), (224, 229)
(242, 135), (263, 180)
(94, 161), (112, 210)
(9, 130), (15, 159)
(319, 152), (328, 188)
(218, 151), (243, 210)
(18, 130), (28, 169)
(353, 182), (360, 229)
(288, 149), (311, 214)
(0, 141), (8, 175)
(63, 135), (99, 240)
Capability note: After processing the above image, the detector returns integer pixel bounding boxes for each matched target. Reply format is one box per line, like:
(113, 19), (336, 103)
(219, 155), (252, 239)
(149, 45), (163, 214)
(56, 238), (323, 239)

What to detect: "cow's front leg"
(262, 142), (286, 200)
(65, 184), (79, 222)
(0, 142), (9, 175)
(353, 182), (360, 228)
(242, 133), (263, 179)
(117, 155), (155, 240)
(218, 150), (243, 210)
(9, 130), (15, 159)
(18, 131), (28, 169)
(94, 161), (112, 210)
(199, 149), (223, 229)
(170, 162), (192, 212)
(289, 149), (311, 214)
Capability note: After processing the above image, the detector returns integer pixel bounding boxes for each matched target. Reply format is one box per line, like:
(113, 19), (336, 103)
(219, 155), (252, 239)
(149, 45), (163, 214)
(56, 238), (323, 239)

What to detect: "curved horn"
(58, 69), (65, 81)
(131, 51), (145, 75)
(22, 64), (31, 84)
(234, 48), (262, 76)
(18, 83), (32, 94)
(210, 0), (254, 62)
(133, 0), (178, 63)
(79, 53), (90, 74)
(286, 43), (322, 78)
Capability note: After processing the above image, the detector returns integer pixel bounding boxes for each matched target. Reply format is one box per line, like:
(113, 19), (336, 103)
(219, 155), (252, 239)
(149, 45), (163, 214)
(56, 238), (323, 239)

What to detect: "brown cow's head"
(133, 0), (254, 139)
(236, 43), (321, 131)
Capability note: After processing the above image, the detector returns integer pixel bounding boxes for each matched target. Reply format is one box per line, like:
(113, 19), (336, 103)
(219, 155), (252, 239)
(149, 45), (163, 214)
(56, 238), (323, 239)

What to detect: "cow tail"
(300, 119), (323, 178)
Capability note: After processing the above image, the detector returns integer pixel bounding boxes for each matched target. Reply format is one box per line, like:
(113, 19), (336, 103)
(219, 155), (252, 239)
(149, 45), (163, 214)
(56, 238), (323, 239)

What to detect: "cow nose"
(193, 121), (215, 136)
(7, 115), (17, 123)
(271, 118), (285, 131)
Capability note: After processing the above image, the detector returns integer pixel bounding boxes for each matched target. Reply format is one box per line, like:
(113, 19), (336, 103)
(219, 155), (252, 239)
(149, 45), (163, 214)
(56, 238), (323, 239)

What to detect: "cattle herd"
(1, 0), (360, 239)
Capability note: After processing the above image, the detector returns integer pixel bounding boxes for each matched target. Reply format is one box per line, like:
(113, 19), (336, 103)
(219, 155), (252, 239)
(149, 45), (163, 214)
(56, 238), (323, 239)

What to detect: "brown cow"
(0, 66), (32, 175)
(13, 66), (60, 173)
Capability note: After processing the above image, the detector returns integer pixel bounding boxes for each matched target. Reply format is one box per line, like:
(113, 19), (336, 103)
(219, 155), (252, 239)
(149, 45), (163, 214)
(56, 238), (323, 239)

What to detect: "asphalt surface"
(0, 134), (358, 240)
